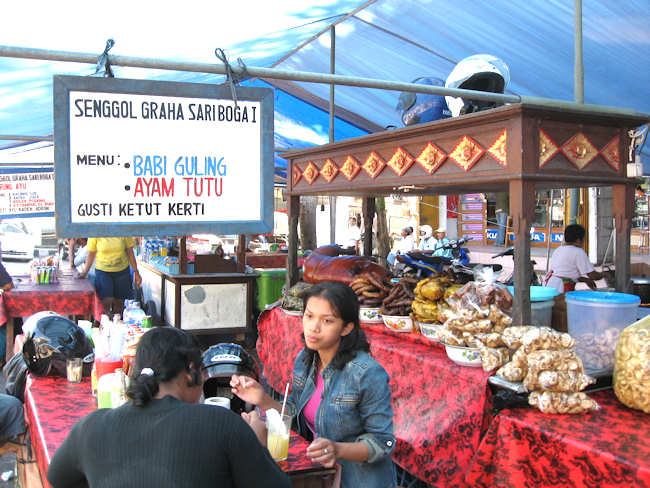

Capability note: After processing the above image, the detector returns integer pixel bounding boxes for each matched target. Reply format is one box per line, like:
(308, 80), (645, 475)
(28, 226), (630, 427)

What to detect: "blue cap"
(565, 291), (640, 304)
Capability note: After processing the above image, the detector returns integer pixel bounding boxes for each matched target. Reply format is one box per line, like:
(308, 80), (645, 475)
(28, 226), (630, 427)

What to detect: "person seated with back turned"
(47, 327), (290, 488)
(544, 224), (604, 293)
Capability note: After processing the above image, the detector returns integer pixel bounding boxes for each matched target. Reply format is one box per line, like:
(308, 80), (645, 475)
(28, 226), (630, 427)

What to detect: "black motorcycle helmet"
(201, 343), (260, 414)
(22, 311), (94, 377)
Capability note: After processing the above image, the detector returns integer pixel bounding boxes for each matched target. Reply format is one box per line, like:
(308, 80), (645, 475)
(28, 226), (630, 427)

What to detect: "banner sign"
(0, 168), (55, 219)
(54, 76), (274, 238)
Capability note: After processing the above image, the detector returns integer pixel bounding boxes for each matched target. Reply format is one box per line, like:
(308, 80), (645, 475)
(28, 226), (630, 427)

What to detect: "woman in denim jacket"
(232, 281), (396, 487)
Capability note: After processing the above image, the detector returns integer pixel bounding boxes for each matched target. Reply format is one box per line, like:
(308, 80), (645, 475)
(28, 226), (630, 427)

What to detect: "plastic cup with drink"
(266, 409), (291, 462)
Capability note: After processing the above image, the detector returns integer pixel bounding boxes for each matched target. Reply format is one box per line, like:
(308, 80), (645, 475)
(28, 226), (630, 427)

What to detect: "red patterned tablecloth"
(465, 389), (650, 488)
(257, 307), (494, 486)
(0, 271), (103, 324)
(24, 375), (331, 487)
(0, 271), (105, 361)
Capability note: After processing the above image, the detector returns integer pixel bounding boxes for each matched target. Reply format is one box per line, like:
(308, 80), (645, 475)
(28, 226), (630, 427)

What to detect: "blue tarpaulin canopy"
(1, 0), (648, 171)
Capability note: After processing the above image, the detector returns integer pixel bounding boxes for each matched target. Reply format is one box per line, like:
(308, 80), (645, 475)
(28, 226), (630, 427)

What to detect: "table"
(24, 375), (335, 488)
(1, 270), (104, 362)
(257, 307), (493, 486)
(465, 389), (650, 487)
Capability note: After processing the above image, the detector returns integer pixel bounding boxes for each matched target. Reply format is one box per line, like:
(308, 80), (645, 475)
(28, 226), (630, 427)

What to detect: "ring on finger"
(323, 448), (328, 454)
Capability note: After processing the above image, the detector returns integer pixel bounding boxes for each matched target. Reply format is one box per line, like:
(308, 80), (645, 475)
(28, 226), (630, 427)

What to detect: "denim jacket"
(286, 349), (396, 488)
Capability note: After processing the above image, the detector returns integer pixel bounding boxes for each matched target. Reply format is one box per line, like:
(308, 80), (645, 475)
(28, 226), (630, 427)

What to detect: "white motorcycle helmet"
(445, 54), (511, 117)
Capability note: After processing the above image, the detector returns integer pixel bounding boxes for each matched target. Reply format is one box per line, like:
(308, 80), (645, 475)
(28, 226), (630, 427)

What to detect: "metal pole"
(329, 26), (337, 245)
(0, 135), (52, 141)
(1, 45), (648, 119)
(569, 0), (584, 225)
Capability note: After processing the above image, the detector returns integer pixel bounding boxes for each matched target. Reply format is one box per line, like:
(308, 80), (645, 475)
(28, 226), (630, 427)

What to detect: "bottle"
(129, 301), (147, 327)
(91, 362), (98, 397)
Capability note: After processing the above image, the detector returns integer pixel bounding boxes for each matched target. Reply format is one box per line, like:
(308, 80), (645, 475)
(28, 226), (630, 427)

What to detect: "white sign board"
(0, 170), (55, 218)
(54, 76), (274, 238)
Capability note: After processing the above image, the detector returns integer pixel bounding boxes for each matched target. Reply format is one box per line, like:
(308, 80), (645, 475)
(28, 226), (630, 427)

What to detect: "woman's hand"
(241, 409), (267, 446)
(306, 437), (337, 468)
(230, 375), (267, 407)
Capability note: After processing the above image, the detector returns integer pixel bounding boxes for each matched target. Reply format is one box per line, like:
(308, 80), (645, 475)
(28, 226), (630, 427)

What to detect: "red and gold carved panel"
(600, 136), (621, 171)
(539, 129), (560, 167)
(302, 161), (319, 185)
(340, 155), (361, 181)
(387, 146), (414, 176)
(448, 135), (484, 171)
(561, 132), (598, 169)
(320, 159), (339, 183)
(362, 151), (386, 179)
(292, 165), (302, 186)
(416, 142), (447, 174)
(487, 129), (507, 167)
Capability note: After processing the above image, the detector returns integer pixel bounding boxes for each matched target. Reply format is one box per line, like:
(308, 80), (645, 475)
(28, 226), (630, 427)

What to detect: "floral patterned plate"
(382, 315), (413, 333)
(359, 307), (383, 323)
(444, 344), (482, 367)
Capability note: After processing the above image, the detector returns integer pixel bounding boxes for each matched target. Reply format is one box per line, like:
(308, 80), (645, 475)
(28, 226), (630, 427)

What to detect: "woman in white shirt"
(545, 224), (604, 293)
(396, 227), (415, 254)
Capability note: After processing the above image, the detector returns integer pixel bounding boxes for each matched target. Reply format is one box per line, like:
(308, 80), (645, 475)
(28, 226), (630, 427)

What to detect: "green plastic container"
(255, 268), (287, 311)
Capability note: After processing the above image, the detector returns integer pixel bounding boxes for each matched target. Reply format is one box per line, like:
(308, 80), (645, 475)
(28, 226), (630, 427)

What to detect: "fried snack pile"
(411, 275), (461, 324)
(350, 274), (390, 308)
(495, 326), (598, 414)
(613, 320), (650, 413)
(381, 277), (418, 317)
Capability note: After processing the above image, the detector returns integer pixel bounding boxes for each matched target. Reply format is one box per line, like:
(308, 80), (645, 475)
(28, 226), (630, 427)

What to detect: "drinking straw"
(280, 382), (290, 419)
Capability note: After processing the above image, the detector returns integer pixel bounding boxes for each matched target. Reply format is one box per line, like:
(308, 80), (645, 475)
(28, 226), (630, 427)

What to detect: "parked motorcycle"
(491, 246), (541, 286)
(396, 238), (502, 281)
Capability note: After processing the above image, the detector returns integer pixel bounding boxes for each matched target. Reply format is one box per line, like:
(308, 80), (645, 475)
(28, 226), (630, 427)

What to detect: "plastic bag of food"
(473, 332), (505, 348)
(496, 361), (526, 382)
(437, 325), (466, 346)
(502, 326), (539, 350)
(521, 327), (575, 353)
(528, 391), (599, 414)
(524, 370), (595, 392)
(613, 318), (650, 413)
(526, 349), (584, 375)
(480, 346), (510, 372)
(473, 266), (513, 311)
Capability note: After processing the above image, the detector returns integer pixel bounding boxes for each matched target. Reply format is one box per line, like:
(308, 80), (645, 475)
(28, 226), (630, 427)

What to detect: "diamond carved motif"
(362, 151), (386, 179)
(487, 129), (507, 167)
(416, 142), (447, 174)
(539, 129), (560, 167)
(340, 155), (361, 181)
(448, 136), (484, 171)
(387, 147), (414, 176)
(302, 161), (319, 185)
(292, 165), (302, 186)
(561, 132), (598, 169)
(320, 159), (339, 183)
(600, 136), (621, 171)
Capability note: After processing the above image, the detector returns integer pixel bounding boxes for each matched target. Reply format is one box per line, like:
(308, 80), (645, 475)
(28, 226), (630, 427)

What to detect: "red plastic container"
(95, 359), (123, 379)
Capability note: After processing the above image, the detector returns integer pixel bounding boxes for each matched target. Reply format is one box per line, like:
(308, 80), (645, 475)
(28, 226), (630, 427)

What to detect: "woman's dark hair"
(301, 281), (370, 370)
(564, 224), (586, 244)
(126, 327), (202, 407)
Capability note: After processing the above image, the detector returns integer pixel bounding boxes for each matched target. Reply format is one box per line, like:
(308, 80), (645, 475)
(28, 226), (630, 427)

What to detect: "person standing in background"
(78, 237), (141, 315)
(342, 217), (361, 252)
(495, 192), (509, 246)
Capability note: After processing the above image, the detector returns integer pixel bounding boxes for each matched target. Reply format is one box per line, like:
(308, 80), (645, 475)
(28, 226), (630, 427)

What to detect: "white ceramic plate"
(417, 322), (442, 342)
(444, 344), (482, 367)
(382, 315), (413, 333)
(359, 307), (383, 323)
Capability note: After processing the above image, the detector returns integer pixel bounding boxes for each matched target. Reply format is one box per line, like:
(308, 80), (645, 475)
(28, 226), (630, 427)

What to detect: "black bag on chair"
(2, 352), (28, 402)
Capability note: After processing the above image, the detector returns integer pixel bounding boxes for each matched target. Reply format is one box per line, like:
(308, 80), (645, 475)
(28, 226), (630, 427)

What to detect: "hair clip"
(140, 367), (155, 376)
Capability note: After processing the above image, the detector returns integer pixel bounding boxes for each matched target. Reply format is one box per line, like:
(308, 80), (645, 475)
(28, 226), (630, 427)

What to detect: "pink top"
(303, 370), (324, 436)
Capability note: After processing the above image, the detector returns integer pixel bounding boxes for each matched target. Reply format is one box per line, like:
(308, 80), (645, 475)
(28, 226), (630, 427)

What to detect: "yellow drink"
(267, 431), (289, 461)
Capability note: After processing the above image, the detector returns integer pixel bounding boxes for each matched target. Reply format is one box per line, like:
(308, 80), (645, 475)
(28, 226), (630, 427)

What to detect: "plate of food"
(382, 315), (413, 333)
(444, 344), (482, 367)
(359, 307), (383, 323)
